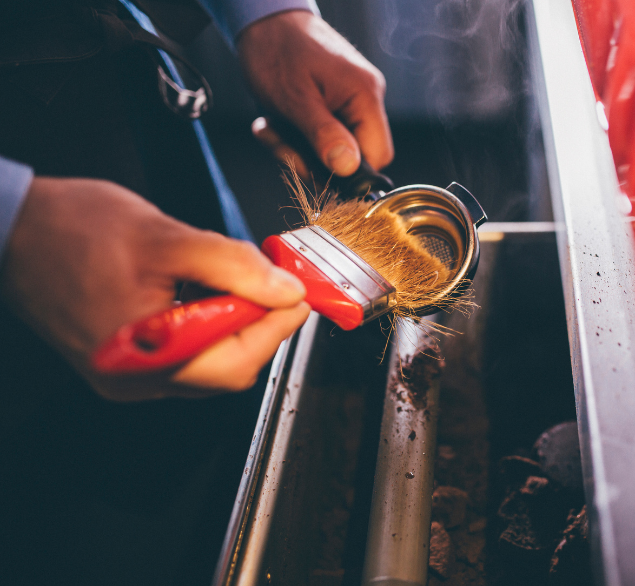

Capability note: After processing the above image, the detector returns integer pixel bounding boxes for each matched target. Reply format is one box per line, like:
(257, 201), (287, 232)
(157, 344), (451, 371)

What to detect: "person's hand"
(237, 10), (394, 177)
(0, 177), (310, 401)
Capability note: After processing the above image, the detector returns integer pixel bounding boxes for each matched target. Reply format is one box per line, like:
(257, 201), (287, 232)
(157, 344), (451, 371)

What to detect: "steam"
(366, 0), (527, 120)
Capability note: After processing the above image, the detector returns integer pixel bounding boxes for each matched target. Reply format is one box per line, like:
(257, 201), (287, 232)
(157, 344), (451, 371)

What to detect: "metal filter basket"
(365, 181), (487, 315)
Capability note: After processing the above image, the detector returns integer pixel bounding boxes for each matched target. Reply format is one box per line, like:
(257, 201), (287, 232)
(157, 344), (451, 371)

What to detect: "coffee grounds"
(432, 486), (469, 529)
(389, 345), (445, 410)
(430, 521), (454, 579)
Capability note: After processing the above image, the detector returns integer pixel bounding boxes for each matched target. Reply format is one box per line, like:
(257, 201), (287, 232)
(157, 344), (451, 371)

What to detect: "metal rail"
(528, 2), (635, 585)
(232, 313), (321, 586)
(211, 315), (318, 586)
(361, 321), (440, 586)
(360, 223), (541, 586)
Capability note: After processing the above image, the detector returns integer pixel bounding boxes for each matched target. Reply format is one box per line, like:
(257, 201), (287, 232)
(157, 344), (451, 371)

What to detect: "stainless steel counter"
(529, 2), (635, 584)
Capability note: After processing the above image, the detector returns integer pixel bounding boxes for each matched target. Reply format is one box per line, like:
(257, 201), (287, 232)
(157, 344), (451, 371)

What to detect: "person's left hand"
(0, 177), (310, 401)
(237, 10), (394, 178)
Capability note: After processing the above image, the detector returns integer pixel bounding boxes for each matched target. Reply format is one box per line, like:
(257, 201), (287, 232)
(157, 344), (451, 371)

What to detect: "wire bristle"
(282, 163), (475, 327)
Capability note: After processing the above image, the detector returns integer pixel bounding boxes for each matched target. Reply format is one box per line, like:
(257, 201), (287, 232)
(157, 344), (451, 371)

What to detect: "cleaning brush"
(91, 166), (485, 374)
(288, 171), (454, 320)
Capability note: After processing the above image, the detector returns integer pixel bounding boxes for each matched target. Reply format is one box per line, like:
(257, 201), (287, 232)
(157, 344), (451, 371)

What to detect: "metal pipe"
(362, 319), (440, 586)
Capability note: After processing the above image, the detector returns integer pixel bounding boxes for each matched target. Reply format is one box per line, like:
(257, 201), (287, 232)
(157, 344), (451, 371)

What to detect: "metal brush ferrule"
(281, 226), (397, 324)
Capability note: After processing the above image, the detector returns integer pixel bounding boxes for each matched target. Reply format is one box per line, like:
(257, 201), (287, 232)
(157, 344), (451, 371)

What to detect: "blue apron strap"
(120, 0), (255, 242)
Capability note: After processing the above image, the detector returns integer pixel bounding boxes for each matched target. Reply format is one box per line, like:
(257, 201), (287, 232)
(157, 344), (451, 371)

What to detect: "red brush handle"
(92, 235), (365, 374)
(92, 295), (267, 374)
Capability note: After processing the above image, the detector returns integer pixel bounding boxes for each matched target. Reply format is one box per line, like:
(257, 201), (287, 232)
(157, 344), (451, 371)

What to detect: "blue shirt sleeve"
(201, 0), (320, 45)
(0, 157), (34, 260)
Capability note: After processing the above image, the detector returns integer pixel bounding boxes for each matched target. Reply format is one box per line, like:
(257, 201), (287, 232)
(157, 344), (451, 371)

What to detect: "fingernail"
(269, 266), (306, 297)
(326, 144), (358, 176)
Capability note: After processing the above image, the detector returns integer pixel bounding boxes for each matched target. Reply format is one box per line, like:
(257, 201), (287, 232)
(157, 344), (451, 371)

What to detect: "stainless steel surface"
(233, 313), (321, 586)
(211, 323), (310, 586)
(478, 221), (558, 239)
(529, 1), (635, 584)
(361, 225), (519, 586)
(361, 321), (440, 586)
(217, 313), (391, 585)
(307, 226), (393, 291)
(218, 224), (573, 585)
(367, 184), (483, 314)
(281, 227), (398, 323)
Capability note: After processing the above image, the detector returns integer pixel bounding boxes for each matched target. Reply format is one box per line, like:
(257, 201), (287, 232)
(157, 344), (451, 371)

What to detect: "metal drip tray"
(213, 224), (576, 586)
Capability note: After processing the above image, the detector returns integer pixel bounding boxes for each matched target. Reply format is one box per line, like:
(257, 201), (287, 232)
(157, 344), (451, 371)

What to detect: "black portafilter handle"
(333, 158), (394, 202)
(267, 116), (394, 201)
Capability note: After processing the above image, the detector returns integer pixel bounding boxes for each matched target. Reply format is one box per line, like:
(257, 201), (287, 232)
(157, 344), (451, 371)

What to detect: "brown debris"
(467, 517), (487, 534)
(432, 486), (469, 529)
(497, 473), (564, 551)
(499, 512), (549, 554)
(549, 506), (592, 585)
(400, 349), (444, 392)
(429, 521), (455, 579)
(499, 455), (544, 488)
(492, 446), (593, 586)
(520, 475), (550, 496)
(454, 530), (486, 567)
(390, 348), (444, 409)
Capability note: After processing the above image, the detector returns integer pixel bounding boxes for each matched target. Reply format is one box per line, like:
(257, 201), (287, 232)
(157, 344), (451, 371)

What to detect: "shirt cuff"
(0, 157), (34, 260)
(203, 0), (320, 45)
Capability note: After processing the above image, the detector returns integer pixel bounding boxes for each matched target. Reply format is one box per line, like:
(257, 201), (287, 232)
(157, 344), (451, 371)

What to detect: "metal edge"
(230, 313), (322, 586)
(528, 1), (635, 585)
(289, 226), (394, 301)
(281, 232), (372, 309)
(281, 230), (396, 322)
(211, 318), (312, 586)
(306, 226), (395, 293)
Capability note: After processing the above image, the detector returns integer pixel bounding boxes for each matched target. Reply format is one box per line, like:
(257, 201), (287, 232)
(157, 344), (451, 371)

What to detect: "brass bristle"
(317, 199), (452, 315)
(283, 165), (471, 321)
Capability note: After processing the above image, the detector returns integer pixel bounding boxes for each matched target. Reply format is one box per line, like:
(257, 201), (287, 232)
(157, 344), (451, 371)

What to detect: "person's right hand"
(237, 11), (394, 180)
(0, 177), (310, 401)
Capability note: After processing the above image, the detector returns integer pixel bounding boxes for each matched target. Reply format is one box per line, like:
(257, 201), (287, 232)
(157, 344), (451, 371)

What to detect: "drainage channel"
(213, 223), (585, 586)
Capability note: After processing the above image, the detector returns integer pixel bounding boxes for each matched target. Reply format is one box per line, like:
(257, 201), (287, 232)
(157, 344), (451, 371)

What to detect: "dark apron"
(0, 3), (260, 584)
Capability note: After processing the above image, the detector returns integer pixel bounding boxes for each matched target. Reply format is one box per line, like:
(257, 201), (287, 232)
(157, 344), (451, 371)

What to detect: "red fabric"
(571, 0), (616, 97)
(572, 0), (635, 209)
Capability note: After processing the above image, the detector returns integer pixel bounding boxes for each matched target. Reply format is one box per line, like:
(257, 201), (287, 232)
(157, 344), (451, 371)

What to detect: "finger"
(160, 230), (306, 308)
(173, 302), (312, 390)
(251, 117), (311, 180)
(285, 98), (362, 177)
(341, 91), (394, 171)
(81, 303), (310, 400)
